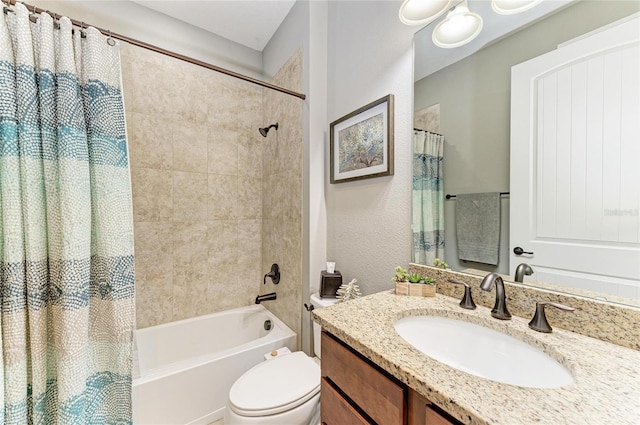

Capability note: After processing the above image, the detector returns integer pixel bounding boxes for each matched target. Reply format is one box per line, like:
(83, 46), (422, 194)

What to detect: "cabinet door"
(409, 389), (460, 425)
(322, 332), (405, 424)
(321, 378), (371, 425)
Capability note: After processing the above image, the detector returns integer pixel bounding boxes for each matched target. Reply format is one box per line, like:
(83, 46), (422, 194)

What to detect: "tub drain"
(264, 319), (272, 331)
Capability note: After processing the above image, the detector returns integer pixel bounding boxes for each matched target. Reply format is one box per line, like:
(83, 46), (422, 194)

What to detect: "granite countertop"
(312, 290), (640, 425)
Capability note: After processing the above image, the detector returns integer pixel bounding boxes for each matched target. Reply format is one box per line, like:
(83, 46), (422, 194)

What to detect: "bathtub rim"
(133, 304), (296, 385)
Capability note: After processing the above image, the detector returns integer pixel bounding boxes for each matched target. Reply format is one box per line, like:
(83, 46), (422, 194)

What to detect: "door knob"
(513, 247), (533, 256)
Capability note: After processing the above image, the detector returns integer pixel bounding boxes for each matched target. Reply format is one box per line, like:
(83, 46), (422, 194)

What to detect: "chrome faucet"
(514, 263), (534, 283)
(480, 273), (511, 320)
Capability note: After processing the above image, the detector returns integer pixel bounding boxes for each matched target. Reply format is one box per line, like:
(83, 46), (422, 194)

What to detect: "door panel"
(510, 16), (640, 299)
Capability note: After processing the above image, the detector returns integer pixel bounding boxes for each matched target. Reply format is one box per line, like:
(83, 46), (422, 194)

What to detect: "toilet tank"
(310, 292), (339, 358)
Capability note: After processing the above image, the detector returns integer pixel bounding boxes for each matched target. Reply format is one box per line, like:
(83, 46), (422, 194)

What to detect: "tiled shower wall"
(260, 50), (304, 343)
(120, 43), (302, 329)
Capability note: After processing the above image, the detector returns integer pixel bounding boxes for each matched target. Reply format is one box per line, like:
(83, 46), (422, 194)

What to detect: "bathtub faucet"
(255, 292), (277, 304)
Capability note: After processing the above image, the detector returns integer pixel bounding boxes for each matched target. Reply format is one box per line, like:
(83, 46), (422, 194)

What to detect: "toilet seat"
(228, 351), (320, 417)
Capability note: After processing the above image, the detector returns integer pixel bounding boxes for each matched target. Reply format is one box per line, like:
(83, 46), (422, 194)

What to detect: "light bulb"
(399, 0), (453, 26)
(432, 0), (483, 48)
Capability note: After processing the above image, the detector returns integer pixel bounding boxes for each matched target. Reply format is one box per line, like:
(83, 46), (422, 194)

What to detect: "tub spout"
(255, 292), (277, 304)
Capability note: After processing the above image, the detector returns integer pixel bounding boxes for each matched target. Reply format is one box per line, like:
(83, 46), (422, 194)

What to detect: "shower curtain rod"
(413, 127), (443, 137)
(5, 0), (306, 100)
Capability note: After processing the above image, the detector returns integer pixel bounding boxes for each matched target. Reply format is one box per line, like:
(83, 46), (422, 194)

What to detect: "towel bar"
(446, 192), (509, 199)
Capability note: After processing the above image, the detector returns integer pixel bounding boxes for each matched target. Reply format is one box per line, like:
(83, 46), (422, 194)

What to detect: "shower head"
(259, 123), (278, 137)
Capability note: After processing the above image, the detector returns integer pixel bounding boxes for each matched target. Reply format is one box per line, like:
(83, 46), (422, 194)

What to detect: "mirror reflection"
(412, 0), (640, 306)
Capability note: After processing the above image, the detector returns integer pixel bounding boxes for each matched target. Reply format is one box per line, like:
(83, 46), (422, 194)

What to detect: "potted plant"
(408, 274), (437, 297)
(392, 267), (437, 297)
(433, 258), (450, 269)
(392, 266), (410, 296)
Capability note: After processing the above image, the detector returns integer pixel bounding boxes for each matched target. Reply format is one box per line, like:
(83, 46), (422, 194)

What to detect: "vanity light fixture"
(491, 0), (544, 15)
(399, 0), (453, 26)
(432, 0), (483, 48)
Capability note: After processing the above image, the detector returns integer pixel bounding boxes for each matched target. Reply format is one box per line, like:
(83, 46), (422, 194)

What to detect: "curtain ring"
(107, 29), (116, 46)
(3, 0), (13, 15)
(28, 4), (38, 23)
(53, 13), (60, 29)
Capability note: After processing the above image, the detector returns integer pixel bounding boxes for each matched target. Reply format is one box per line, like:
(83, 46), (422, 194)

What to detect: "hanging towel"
(455, 192), (501, 265)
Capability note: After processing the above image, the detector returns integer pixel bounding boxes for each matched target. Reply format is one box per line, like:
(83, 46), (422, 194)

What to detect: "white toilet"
(224, 293), (338, 425)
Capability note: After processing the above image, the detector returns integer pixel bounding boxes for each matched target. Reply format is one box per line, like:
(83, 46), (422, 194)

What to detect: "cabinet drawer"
(322, 332), (405, 425)
(321, 378), (371, 425)
(425, 406), (456, 425)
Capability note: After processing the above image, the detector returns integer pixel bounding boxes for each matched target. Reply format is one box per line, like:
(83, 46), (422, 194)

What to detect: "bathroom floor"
(209, 420), (224, 425)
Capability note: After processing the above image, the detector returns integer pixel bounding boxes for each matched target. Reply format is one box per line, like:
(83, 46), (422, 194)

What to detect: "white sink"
(394, 316), (573, 388)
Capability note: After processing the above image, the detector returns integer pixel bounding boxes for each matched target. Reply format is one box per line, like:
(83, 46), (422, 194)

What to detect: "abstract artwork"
(330, 94), (394, 183)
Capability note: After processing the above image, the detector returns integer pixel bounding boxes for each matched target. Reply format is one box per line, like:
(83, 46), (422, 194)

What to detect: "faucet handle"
(528, 301), (575, 333)
(447, 279), (476, 310)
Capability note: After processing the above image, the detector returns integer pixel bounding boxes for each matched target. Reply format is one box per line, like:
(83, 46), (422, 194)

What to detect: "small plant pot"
(395, 281), (410, 296)
(408, 283), (437, 297)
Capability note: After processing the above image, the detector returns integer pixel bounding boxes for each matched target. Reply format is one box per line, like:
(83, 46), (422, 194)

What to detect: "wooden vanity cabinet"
(321, 331), (405, 424)
(321, 331), (461, 425)
(409, 389), (461, 425)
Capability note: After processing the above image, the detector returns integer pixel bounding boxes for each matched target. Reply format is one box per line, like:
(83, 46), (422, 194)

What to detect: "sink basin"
(394, 316), (573, 388)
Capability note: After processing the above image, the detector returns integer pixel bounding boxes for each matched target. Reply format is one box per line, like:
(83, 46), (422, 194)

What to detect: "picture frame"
(330, 94), (394, 184)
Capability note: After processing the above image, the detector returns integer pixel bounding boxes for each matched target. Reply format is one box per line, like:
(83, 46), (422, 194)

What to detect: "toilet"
(224, 293), (338, 425)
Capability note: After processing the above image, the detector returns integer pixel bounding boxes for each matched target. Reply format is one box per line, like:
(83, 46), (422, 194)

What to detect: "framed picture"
(330, 94), (394, 184)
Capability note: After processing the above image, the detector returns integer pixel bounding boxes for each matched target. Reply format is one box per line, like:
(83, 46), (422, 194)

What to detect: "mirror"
(413, 0), (640, 306)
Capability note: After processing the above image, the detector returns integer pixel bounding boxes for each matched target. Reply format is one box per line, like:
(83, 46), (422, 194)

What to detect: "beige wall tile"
(207, 220), (238, 286)
(173, 123), (208, 173)
(208, 174), (238, 220)
(134, 221), (173, 328)
(131, 167), (173, 222)
(172, 262), (208, 321)
(127, 112), (172, 170)
(136, 280), (173, 329)
(208, 127), (241, 175)
(238, 220), (263, 285)
(260, 49), (304, 348)
(206, 282), (252, 314)
(172, 221), (209, 267)
(238, 177), (262, 219)
(127, 45), (301, 331)
(134, 221), (173, 277)
(173, 171), (208, 222)
(238, 136), (263, 178)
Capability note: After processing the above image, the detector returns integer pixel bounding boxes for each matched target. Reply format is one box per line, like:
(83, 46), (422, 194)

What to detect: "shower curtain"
(412, 130), (445, 266)
(0, 4), (134, 424)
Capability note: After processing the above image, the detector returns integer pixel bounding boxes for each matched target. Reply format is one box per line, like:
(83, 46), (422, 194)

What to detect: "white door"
(510, 15), (640, 300)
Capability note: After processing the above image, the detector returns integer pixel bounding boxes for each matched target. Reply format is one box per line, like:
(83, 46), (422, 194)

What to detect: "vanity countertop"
(312, 290), (640, 425)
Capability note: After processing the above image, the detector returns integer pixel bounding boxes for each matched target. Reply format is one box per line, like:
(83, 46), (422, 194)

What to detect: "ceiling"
(131, 0), (574, 71)
(132, 0), (297, 51)
(414, 0), (575, 81)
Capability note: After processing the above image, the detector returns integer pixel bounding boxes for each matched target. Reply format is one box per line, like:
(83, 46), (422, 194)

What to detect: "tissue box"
(320, 271), (342, 298)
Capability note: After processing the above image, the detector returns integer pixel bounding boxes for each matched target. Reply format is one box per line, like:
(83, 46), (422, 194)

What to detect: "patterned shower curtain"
(412, 130), (445, 265)
(0, 4), (134, 424)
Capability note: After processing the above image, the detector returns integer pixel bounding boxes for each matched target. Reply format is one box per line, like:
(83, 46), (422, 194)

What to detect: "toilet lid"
(229, 351), (320, 417)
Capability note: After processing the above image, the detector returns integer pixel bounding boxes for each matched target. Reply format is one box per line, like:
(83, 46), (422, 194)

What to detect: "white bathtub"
(132, 305), (297, 425)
